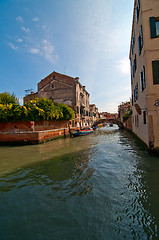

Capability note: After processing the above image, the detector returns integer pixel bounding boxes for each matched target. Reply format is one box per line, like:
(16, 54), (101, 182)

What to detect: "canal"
(0, 126), (159, 240)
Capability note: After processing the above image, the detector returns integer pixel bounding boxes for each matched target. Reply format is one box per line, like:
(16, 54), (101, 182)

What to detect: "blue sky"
(0, 0), (134, 112)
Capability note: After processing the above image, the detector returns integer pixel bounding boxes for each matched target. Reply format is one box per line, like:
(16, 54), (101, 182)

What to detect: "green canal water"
(0, 126), (159, 240)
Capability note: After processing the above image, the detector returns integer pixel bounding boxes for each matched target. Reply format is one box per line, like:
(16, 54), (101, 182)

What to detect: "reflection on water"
(0, 136), (94, 176)
(0, 126), (159, 240)
(0, 150), (94, 197)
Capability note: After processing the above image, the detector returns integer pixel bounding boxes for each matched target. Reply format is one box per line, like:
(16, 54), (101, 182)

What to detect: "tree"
(0, 92), (19, 105)
(123, 109), (132, 122)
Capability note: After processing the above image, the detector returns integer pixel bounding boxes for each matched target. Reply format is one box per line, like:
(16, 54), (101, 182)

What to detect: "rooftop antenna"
(25, 89), (33, 95)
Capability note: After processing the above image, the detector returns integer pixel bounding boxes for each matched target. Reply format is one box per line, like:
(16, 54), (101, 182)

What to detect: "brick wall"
(34, 120), (68, 131)
(23, 92), (38, 104)
(0, 121), (33, 132)
(38, 72), (75, 90)
(0, 120), (69, 133)
(0, 120), (70, 144)
(0, 132), (39, 144)
(124, 116), (132, 131)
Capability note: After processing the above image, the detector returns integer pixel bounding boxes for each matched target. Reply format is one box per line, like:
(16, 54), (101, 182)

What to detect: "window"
(138, 25), (143, 55)
(156, 19), (159, 36)
(132, 31), (135, 55)
(52, 84), (54, 88)
(131, 74), (133, 85)
(149, 17), (159, 38)
(136, 0), (140, 23)
(133, 55), (137, 77)
(152, 61), (159, 84)
(134, 55), (137, 71)
(140, 66), (146, 91)
(137, 115), (139, 128)
(135, 115), (139, 127)
(134, 83), (138, 102)
(53, 76), (55, 79)
(143, 111), (146, 124)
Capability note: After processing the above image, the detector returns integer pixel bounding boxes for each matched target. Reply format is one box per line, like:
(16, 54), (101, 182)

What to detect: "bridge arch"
(92, 119), (123, 128)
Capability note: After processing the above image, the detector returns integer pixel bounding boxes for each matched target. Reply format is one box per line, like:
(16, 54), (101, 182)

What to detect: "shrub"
(0, 92), (19, 105)
(0, 97), (74, 122)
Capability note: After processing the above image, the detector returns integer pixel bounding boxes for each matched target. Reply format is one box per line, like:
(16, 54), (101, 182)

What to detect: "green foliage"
(59, 103), (74, 120)
(123, 109), (132, 122)
(0, 92), (19, 105)
(0, 97), (74, 123)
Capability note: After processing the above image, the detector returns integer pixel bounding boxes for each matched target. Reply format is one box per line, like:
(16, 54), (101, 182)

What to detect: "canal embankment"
(0, 120), (71, 145)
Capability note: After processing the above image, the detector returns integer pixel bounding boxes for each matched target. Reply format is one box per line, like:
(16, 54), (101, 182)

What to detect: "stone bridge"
(92, 119), (123, 128)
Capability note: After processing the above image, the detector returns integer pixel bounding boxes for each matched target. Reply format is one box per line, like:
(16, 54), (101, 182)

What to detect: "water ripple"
(0, 128), (159, 239)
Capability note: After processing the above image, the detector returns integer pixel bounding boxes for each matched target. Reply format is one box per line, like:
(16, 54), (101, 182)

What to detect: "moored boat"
(93, 125), (98, 130)
(70, 127), (93, 137)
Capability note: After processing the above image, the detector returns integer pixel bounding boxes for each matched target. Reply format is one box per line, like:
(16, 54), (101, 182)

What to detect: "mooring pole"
(64, 128), (66, 139)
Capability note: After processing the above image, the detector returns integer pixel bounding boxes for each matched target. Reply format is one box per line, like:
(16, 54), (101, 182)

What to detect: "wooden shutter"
(134, 55), (137, 71)
(152, 61), (159, 84)
(133, 64), (135, 78)
(149, 17), (156, 38)
(143, 66), (146, 89)
(134, 89), (136, 102)
(138, 36), (141, 55)
(136, 83), (138, 100)
(140, 25), (143, 48)
(140, 71), (143, 91)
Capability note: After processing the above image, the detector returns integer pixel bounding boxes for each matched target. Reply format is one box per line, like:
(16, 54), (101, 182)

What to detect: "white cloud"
(21, 26), (30, 33)
(16, 38), (23, 43)
(33, 17), (39, 22)
(28, 40), (58, 64)
(116, 57), (130, 75)
(8, 42), (18, 50)
(14, 16), (58, 64)
(16, 16), (24, 23)
(41, 39), (58, 64)
(29, 48), (40, 54)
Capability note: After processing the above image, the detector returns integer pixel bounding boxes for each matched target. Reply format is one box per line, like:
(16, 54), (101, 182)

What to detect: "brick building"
(130, 0), (159, 152)
(24, 71), (90, 127)
(99, 112), (117, 120)
(118, 101), (131, 123)
(89, 104), (99, 125)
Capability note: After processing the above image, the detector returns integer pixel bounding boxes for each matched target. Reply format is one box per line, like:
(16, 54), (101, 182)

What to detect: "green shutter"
(138, 36), (141, 55)
(140, 71), (143, 91)
(140, 25), (143, 47)
(149, 17), (156, 38)
(152, 61), (159, 84)
(143, 66), (146, 89)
